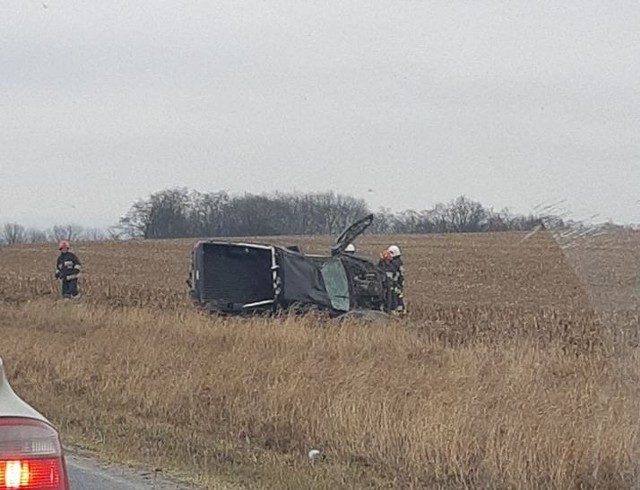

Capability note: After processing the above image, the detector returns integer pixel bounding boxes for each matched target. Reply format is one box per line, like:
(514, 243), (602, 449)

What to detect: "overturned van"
(187, 215), (392, 316)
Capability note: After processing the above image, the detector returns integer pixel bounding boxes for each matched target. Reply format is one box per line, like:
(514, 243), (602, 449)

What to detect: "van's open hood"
(330, 214), (374, 256)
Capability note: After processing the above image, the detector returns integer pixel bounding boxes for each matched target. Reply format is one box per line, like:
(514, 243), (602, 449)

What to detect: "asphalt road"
(66, 454), (195, 490)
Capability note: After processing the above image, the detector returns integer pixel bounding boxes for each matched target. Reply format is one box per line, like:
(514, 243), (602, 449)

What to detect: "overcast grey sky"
(1, 0), (639, 228)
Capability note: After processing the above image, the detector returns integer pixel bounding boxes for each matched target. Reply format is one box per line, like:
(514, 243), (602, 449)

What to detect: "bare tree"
(119, 188), (191, 239)
(1, 223), (27, 245)
(83, 228), (106, 241)
(107, 225), (126, 241)
(51, 224), (84, 242)
(370, 208), (393, 234)
(26, 228), (50, 243)
(443, 196), (488, 233)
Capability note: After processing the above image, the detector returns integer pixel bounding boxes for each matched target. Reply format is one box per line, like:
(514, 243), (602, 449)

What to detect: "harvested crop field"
(0, 231), (639, 489)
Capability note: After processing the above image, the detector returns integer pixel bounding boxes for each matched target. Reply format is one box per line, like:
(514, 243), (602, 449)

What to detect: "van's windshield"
(320, 258), (350, 312)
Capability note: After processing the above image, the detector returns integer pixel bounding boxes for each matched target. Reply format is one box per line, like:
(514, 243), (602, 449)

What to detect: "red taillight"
(0, 419), (68, 490)
(0, 459), (64, 488)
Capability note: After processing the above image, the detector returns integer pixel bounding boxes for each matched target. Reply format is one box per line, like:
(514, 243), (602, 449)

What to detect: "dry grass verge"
(1, 299), (638, 489)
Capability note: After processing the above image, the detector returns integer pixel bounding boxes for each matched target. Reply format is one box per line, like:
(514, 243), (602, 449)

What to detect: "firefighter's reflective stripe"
(65, 274), (79, 280)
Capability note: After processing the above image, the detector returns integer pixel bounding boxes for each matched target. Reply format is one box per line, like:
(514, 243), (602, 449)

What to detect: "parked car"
(187, 214), (392, 316)
(0, 358), (70, 490)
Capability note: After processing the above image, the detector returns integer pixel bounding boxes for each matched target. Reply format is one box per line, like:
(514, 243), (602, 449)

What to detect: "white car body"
(0, 357), (70, 489)
(0, 359), (47, 422)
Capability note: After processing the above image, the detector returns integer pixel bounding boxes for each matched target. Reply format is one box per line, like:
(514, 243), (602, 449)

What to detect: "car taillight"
(0, 418), (68, 490)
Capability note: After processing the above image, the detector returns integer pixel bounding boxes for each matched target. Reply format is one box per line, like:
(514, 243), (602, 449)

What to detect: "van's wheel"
(338, 310), (390, 323)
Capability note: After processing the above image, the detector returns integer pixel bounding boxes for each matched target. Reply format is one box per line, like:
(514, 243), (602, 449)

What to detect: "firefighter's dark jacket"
(378, 256), (405, 290)
(56, 251), (81, 280)
(390, 257), (405, 290)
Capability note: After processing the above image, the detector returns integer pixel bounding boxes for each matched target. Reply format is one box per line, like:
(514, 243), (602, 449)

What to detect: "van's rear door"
(199, 242), (276, 311)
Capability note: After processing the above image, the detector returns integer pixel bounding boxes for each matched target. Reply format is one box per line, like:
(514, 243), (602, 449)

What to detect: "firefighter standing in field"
(55, 240), (82, 299)
(379, 245), (405, 315)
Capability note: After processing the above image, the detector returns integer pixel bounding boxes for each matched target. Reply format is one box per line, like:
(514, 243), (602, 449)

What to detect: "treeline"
(0, 223), (113, 245)
(115, 188), (548, 239)
(4, 188), (633, 245)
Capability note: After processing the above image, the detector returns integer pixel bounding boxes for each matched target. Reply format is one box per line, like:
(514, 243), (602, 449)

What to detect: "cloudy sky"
(1, 0), (639, 228)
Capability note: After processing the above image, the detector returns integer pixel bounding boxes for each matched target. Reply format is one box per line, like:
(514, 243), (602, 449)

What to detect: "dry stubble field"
(0, 231), (639, 489)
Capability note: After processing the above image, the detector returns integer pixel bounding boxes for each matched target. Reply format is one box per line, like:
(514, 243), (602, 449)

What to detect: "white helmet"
(388, 245), (401, 257)
(345, 243), (356, 253)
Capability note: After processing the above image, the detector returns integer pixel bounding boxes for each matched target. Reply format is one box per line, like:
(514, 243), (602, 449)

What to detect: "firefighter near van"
(378, 245), (405, 315)
(55, 240), (81, 299)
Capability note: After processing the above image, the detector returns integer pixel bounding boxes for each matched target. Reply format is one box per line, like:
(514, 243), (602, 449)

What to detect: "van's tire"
(338, 310), (390, 323)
